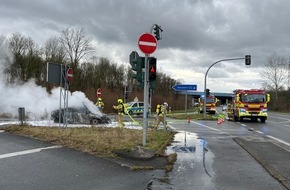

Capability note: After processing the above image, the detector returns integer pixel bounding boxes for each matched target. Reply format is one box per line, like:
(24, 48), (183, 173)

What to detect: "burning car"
(51, 101), (111, 125)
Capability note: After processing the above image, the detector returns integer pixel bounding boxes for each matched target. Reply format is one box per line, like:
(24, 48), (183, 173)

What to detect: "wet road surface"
(147, 119), (288, 189)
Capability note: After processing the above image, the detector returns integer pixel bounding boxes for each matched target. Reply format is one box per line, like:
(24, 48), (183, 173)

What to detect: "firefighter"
(227, 103), (233, 121)
(95, 98), (105, 113)
(113, 98), (125, 128)
(154, 103), (167, 130)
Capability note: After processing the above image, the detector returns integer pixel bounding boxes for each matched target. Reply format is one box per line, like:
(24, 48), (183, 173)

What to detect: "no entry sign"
(138, 33), (157, 54)
(66, 68), (73, 82)
(97, 88), (101, 98)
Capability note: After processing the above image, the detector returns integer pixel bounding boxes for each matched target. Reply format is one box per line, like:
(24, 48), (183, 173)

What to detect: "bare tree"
(43, 37), (66, 63)
(59, 27), (94, 68)
(8, 33), (28, 56)
(260, 53), (288, 100)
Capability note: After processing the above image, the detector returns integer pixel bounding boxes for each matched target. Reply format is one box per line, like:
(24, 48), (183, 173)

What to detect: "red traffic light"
(149, 57), (157, 81)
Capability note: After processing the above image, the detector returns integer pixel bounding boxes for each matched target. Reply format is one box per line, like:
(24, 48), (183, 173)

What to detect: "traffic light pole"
(143, 54), (149, 146)
(203, 57), (247, 119)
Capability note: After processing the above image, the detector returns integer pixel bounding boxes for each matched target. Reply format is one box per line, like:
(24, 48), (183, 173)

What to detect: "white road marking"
(256, 130), (264, 134)
(0, 130), (5, 133)
(266, 120), (277, 124)
(0, 145), (62, 159)
(192, 121), (221, 132)
(266, 135), (290, 147)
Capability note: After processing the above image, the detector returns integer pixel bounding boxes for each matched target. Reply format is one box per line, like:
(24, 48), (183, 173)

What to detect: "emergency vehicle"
(229, 89), (270, 123)
(125, 101), (145, 115)
(198, 95), (218, 114)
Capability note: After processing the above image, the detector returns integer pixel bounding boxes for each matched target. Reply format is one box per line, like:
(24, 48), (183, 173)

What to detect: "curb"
(234, 137), (290, 190)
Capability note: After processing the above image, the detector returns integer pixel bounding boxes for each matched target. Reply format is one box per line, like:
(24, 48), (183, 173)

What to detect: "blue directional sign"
(172, 84), (197, 91)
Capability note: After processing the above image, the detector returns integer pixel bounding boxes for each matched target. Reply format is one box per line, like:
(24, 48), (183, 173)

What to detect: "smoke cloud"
(0, 44), (97, 120)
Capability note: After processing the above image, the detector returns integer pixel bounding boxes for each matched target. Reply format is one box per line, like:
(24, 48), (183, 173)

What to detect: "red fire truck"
(229, 89), (270, 123)
(198, 95), (218, 114)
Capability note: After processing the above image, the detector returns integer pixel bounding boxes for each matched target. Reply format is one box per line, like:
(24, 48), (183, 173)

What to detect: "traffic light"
(153, 25), (160, 40)
(130, 55), (144, 83)
(245, 55), (251, 65)
(149, 57), (157, 82)
(149, 81), (155, 89)
(206, 89), (210, 96)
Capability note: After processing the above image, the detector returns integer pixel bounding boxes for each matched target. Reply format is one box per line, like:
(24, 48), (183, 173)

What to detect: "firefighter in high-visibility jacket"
(154, 104), (167, 130)
(113, 99), (125, 128)
(95, 98), (105, 113)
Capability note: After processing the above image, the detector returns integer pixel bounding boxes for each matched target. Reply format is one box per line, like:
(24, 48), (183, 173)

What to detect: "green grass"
(1, 125), (175, 158)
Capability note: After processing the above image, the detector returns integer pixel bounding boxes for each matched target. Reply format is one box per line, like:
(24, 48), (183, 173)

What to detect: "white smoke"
(0, 41), (97, 120)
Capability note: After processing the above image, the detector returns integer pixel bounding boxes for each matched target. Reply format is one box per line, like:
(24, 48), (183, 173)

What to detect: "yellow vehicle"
(198, 95), (218, 114)
(230, 89), (270, 123)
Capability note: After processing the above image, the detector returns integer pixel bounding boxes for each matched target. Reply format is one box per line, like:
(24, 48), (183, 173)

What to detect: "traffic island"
(113, 146), (176, 171)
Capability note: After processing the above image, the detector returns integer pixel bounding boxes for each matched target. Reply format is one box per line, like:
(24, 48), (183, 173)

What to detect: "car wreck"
(51, 101), (111, 125)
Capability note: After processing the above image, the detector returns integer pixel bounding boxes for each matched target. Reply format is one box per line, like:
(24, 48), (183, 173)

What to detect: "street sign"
(172, 84), (197, 91)
(138, 33), (157, 54)
(97, 88), (101, 98)
(66, 68), (73, 82)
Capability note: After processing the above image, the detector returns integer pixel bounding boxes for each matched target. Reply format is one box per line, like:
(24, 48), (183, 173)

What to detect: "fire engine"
(198, 95), (218, 114)
(229, 89), (270, 123)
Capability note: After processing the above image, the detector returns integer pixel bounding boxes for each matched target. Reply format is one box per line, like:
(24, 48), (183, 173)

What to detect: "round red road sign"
(138, 33), (157, 54)
(66, 68), (73, 82)
(97, 88), (101, 98)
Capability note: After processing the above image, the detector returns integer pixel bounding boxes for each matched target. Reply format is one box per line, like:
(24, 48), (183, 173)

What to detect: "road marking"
(0, 130), (4, 133)
(0, 145), (62, 159)
(266, 120), (277, 124)
(266, 135), (290, 147)
(192, 121), (221, 132)
(256, 130), (264, 134)
(278, 121), (290, 124)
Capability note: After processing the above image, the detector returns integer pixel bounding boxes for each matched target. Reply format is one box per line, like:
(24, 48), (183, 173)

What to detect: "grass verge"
(1, 125), (175, 158)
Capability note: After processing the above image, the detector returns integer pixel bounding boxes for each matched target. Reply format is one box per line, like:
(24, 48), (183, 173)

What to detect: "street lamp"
(203, 55), (251, 119)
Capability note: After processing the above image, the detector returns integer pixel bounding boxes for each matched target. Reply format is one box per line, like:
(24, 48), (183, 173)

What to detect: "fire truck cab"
(230, 89), (270, 123)
(198, 95), (218, 114)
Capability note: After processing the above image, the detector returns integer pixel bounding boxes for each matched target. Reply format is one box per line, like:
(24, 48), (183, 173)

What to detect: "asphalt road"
(0, 110), (289, 190)
(0, 131), (161, 190)
(147, 110), (289, 189)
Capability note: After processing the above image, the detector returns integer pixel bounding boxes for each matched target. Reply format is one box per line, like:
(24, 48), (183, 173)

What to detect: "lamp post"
(203, 56), (251, 119)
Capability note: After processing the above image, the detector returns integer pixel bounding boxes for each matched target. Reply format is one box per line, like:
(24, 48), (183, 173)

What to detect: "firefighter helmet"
(117, 99), (123, 104)
(157, 104), (161, 108)
(98, 98), (102, 101)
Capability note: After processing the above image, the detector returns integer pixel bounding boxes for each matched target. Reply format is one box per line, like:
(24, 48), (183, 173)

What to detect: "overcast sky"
(1, 0), (290, 93)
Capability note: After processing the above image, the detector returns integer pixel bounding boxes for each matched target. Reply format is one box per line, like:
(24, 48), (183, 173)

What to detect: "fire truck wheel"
(260, 117), (266, 123)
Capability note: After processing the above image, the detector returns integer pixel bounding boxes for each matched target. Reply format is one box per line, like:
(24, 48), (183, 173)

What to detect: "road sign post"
(137, 33), (158, 146)
(172, 84), (197, 115)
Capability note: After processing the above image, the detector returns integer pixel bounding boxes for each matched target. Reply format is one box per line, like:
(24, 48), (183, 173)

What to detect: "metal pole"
(288, 63), (290, 90)
(185, 91), (187, 115)
(149, 89), (152, 115)
(143, 54), (149, 146)
(163, 103), (167, 131)
(203, 58), (245, 119)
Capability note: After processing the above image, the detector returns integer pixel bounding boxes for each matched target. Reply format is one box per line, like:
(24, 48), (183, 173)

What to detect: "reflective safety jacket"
(113, 103), (125, 114)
